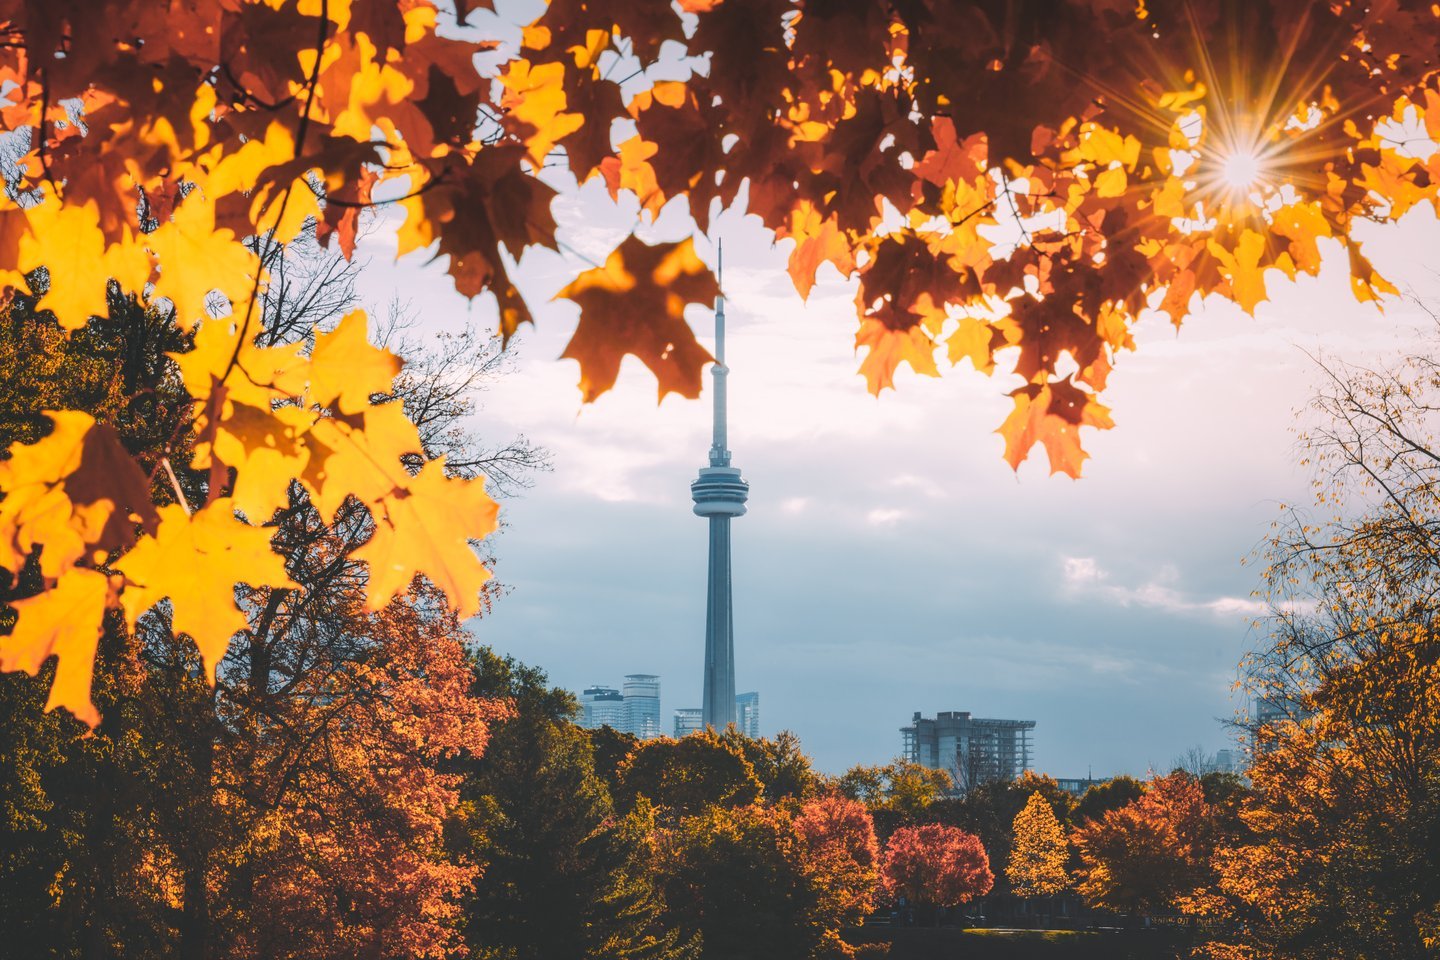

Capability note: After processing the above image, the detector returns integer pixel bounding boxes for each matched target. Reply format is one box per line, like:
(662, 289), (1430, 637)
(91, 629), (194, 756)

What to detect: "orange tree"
(1, 1), (1439, 739)
(882, 823), (994, 919)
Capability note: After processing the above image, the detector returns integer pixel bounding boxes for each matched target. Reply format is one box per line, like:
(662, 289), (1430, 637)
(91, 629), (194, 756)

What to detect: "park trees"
(882, 824), (994, 919)
(795, 794), (884, 955)
(1072, 771), (1216, 919)
(1006, 792), (1070, 900)
(3, 0), (1440, 739)
(459, 649), (691, 960)
(1194, 332), (1440, 959)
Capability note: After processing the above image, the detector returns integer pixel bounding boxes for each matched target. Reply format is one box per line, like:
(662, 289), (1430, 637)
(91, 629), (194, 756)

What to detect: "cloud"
(865, 507), (908, 527)
(1061, 555), (1268, 619)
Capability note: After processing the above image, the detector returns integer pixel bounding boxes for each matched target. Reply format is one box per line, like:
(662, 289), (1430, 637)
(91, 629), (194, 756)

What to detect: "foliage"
(0, 252), (523, 956)
(1071, 771), (1215, 917)
(882, 823), (994, 909)
(1196, 336), (1440, 958)
(922, 771), (1073, 898)
(460, 651), (691, 960)
(722, 728), (820, 804)
(1073, 776), (1146, 825)
(617, 731), (764, 822)
(838, 758), (952, 819)
(655, 802), (854, 960)
(1006, 792), (1070, 899)
(795, 793), (884, 957)
(6, 0), (1440, 724)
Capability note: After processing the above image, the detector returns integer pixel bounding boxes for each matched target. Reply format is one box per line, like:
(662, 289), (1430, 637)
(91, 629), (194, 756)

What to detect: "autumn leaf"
(855, 319), (940, 394)
(998, 379), (1115, 478)
(147, 198), (262, 328)
(0, 568), (112, 726)
(115, 501), (297, 682)
(308, 310), (403, 414)
(557, 236), (718, 402)
(355, 458), (499, 620)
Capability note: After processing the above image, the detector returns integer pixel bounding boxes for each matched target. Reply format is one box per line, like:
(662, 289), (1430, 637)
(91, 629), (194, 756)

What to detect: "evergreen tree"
(462, 653), (693, 960)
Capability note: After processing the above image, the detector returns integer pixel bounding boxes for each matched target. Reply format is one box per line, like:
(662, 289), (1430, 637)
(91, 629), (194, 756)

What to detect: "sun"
(1220, 149), (1262, 190)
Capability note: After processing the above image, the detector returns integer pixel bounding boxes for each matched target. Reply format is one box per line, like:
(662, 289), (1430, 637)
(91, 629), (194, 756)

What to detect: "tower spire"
(710, 244), (729, 467)
(692, 241), (748, 731)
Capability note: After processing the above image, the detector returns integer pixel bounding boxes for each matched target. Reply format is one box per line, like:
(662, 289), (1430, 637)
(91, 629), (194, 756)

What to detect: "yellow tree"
(1006, 791), (1069, 900)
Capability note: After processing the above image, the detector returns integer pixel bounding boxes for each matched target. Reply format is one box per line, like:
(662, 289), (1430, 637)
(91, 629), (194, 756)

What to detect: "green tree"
(656, 803), (838, 960)
(1074, 776), (1146, 825)
(618, 732), (763, 821)
(461, 653), (692, 960)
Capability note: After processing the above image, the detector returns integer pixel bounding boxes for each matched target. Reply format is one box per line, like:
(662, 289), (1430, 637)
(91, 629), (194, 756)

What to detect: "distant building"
(901, 710), (1035, 792)
(1055, 776), (1103, 796)
(581, 685), (626, 730)
(578, 676), (663, 739)
(624, 674), (661, 739)
(674, 693), (760, 737)
(1214, 748), (1239, 773)
(674, 708), (703, 738)
(736, 691), (760, 739)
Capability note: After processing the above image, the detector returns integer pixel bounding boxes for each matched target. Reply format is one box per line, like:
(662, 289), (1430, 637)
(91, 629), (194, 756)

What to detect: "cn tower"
(691, 260), (749, 730)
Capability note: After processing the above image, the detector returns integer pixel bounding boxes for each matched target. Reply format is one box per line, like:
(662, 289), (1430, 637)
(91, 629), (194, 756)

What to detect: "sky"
(352, 162), (1440, 778)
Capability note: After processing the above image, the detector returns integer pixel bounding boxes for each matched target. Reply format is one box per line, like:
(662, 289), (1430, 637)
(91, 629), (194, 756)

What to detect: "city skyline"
(358, 155), (1440, 779)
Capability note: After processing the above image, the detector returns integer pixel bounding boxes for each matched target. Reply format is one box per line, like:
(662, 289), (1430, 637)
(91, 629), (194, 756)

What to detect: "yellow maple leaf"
(19, 202), (151, 330)
(355, 458), (498, 620)
(148, 198), (261, 328)
(599, 136), (666, 219)
(499, 59), (584, 166)
(308, 311), (402, 414)
(204, 404), (314, 522)
(171, 317), (310, 410)
(1094, 166), (1128, 198)
(304, 400), (424, 522)
(855, 319), (940, 394)
(115, 501), (297, 682)
(946, 317), (994, 373)
(0, 568), (112, 727)
(1207, 229), (1268, 314)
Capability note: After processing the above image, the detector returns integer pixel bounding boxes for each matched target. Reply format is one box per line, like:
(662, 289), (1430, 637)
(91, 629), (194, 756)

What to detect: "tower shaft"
(701, 515), (736, 727)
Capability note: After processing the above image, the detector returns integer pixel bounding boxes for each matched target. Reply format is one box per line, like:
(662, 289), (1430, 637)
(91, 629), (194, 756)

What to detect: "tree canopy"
(1, 0), (1439, 760)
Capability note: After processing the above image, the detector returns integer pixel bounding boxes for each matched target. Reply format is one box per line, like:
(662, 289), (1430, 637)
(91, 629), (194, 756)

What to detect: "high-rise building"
(674, 708), (703, 738)
(581, 685), (626, 731)
(901, 710), (1036, 793)
(691, 274), (749, 730)
(736, 691), (760, 739)
(577, 676), (663, 739)
(624, 674), (661, 740)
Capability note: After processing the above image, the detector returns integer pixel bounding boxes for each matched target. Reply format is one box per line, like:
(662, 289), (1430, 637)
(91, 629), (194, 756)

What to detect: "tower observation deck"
(691, 264), (748, 730)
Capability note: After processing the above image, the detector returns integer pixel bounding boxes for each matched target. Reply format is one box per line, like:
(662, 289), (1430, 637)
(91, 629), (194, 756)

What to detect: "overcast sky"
(353, 167), (1440, 777)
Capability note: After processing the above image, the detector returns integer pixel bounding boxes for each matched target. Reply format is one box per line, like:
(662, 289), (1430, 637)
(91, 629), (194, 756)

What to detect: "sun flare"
(1220, 149), (1261, 190)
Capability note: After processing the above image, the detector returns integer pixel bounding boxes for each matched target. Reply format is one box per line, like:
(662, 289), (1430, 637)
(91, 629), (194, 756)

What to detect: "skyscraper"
(691, 272), (748, 730)
(581, 686), (626, 730)
(736, 691), (760, 739)
(623, 674), (661, 739)
(577, 676), (663, 739)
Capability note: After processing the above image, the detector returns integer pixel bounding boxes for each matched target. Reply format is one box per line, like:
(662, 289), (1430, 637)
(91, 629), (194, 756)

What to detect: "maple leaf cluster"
(0, 0), (1438, 723)
(516, 0), (1440, 475)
